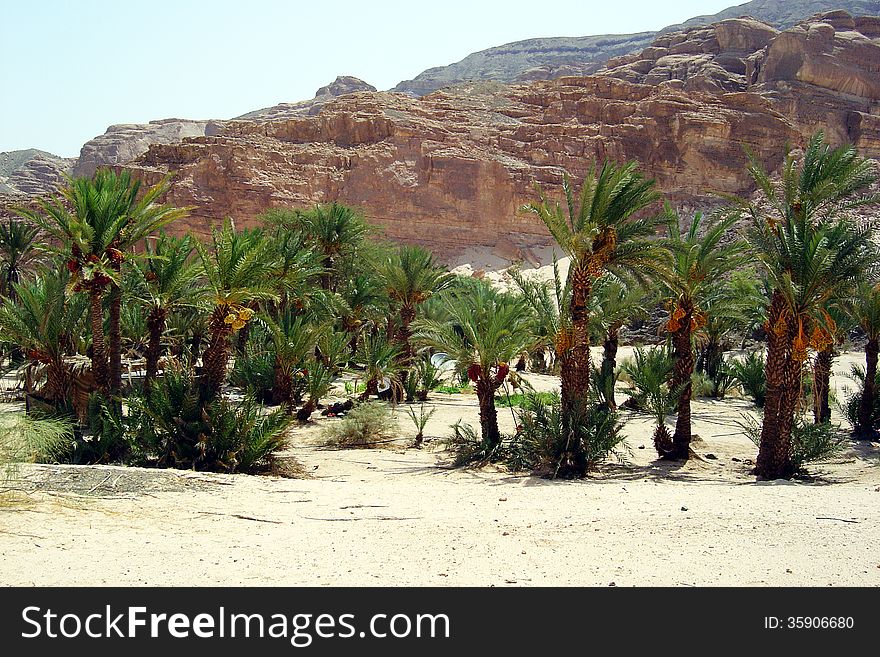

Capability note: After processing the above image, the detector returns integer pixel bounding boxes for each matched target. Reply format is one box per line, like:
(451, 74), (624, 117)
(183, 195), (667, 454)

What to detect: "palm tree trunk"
(756, 292), (796, 480)
(200, 306), (232, 402)
(272, 359), (294, 412)
(812, 346), (834, 424)
(396, 304), (417, 363)
(108, 284), (123, 395)
(564, 263), (592, 418)
(44, 360), (69, 404)
(360, 377), (379, 401)
(296, 398), (317, 422)
(476, 377), (501, 449)
(600, 325), (619, 410)
(857, 337), (878, 438)
(703, 337), (724, 398)
(88, 289), (109, 393)
(235, 321), (251, 354)
(145, 306), (167, 390)
(653, 423), (674, 456)
(669, 312), (694, 460)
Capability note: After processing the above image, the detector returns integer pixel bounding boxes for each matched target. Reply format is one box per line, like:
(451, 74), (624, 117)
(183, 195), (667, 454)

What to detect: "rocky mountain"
(237, 76), (377, 121)
(393, 0), (880, 95)
(393, 33), (656, 96)
(108, 12), (880, 263)
(73, 119), (213, 178)
(0, 149), (75, 196)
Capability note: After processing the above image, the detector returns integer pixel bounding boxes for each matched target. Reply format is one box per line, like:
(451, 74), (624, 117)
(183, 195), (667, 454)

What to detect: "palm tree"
(18, 169), (187, 395)
(355, 332), (404, 400)
(339, 272), (388, 357)
(0, 270), (87, 406)
(510, 258), (569, 373)
(297, 203), (369, 291)
(0, 218), (45, 300)
(380, 245), (452, 364)
(133, 232), (203, 388)
(264, 311), (326, 412)
(696, 270), (765, 397)
(523, 163), (666, 421)
(195, 219), (279, 401)
(811, 304), (854, 424)
(414, 285), (531, 449)
(734, 133), (878, 479)
(657, 211), (746, 459)
(852, 281), (880, 438)
(591, 275), (650, 410)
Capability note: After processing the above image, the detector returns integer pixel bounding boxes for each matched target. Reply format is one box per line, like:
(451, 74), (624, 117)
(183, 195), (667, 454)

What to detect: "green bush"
(75, 393), (132, 464)
(229, 349), (276, 405)
(741, 413), (847, 474)
(444, 420), (503, 467)
(691, 371), (715, 398)
(322, 402), (397, 448)
(404, 404), (435, 447)
(496, 391), (557, 408)
(131, 365), (290, 473)
(414, 356), (443, 400)
(0, 412), (73, 467)
(728, 352), (766, 407)
(620, 346), (675, 414)
(435, 384), (468, 394)
(510, 392), (626, 477)
(840, 365), (880, 432)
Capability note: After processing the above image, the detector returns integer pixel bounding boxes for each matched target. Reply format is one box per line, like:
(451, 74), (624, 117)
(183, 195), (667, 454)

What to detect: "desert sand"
(1, 345), (878, 587)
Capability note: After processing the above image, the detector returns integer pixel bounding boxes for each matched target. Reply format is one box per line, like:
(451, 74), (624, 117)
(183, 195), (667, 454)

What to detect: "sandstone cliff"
(112, 12), (880, 263)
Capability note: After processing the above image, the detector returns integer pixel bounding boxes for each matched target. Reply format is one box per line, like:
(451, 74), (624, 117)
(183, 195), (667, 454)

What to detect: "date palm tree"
(657, 210), (747, 459)
(356, 331), (404, 400)
(733, 133), (878, 479)
(852, 281), (880, 438)
(0, 218), (45, 300)
(811, 305), (854, 424)
(414, 285), (531, 449)
(297, 202), (369, 291)
(195, 219), (279, 401)
(133, 232), (204, 388)
(264, 311), (327, 412)
(523, 162), (666, 422)
(380, 245), (452, 364)
(591, 275), (650, 410)
(18, 169), (187, 395)
(510, 257), (569, 374)
(0, 270), (87, 406)
(696, 270), (766, 397)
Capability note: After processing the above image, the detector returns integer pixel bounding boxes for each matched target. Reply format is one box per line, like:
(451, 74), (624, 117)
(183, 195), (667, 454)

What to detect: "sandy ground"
(1, 346), (878, 587)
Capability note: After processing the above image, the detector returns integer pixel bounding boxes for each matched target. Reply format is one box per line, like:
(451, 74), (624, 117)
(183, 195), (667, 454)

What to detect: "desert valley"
(1, 0), (880, 590)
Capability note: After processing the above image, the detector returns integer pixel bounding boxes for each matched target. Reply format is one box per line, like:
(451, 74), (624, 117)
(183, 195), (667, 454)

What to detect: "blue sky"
(1, 0), (735, 157)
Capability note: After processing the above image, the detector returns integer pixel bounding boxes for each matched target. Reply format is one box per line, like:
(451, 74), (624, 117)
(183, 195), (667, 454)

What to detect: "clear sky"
(1, 0), (737, 157)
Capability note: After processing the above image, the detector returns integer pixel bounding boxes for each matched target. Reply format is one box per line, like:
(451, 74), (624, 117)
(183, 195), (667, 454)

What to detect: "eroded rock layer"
(116, 13), (880, 260)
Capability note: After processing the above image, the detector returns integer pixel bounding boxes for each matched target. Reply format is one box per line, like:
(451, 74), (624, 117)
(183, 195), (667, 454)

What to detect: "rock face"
(236, 76), (377, 121)
(111, 12), (880, 262)
(600, 12), (880, 151)
(394, 0), (880, 96)
(394, 34), (656, 96)
(0, 149), (75, 196)
(73, 119), (212, 178)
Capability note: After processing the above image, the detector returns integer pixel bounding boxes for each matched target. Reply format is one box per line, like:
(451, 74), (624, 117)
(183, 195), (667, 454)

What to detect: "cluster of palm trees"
(0, 132), (877, 480)
(0, 171), (453, 461)
(521, 132), (879, 479)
